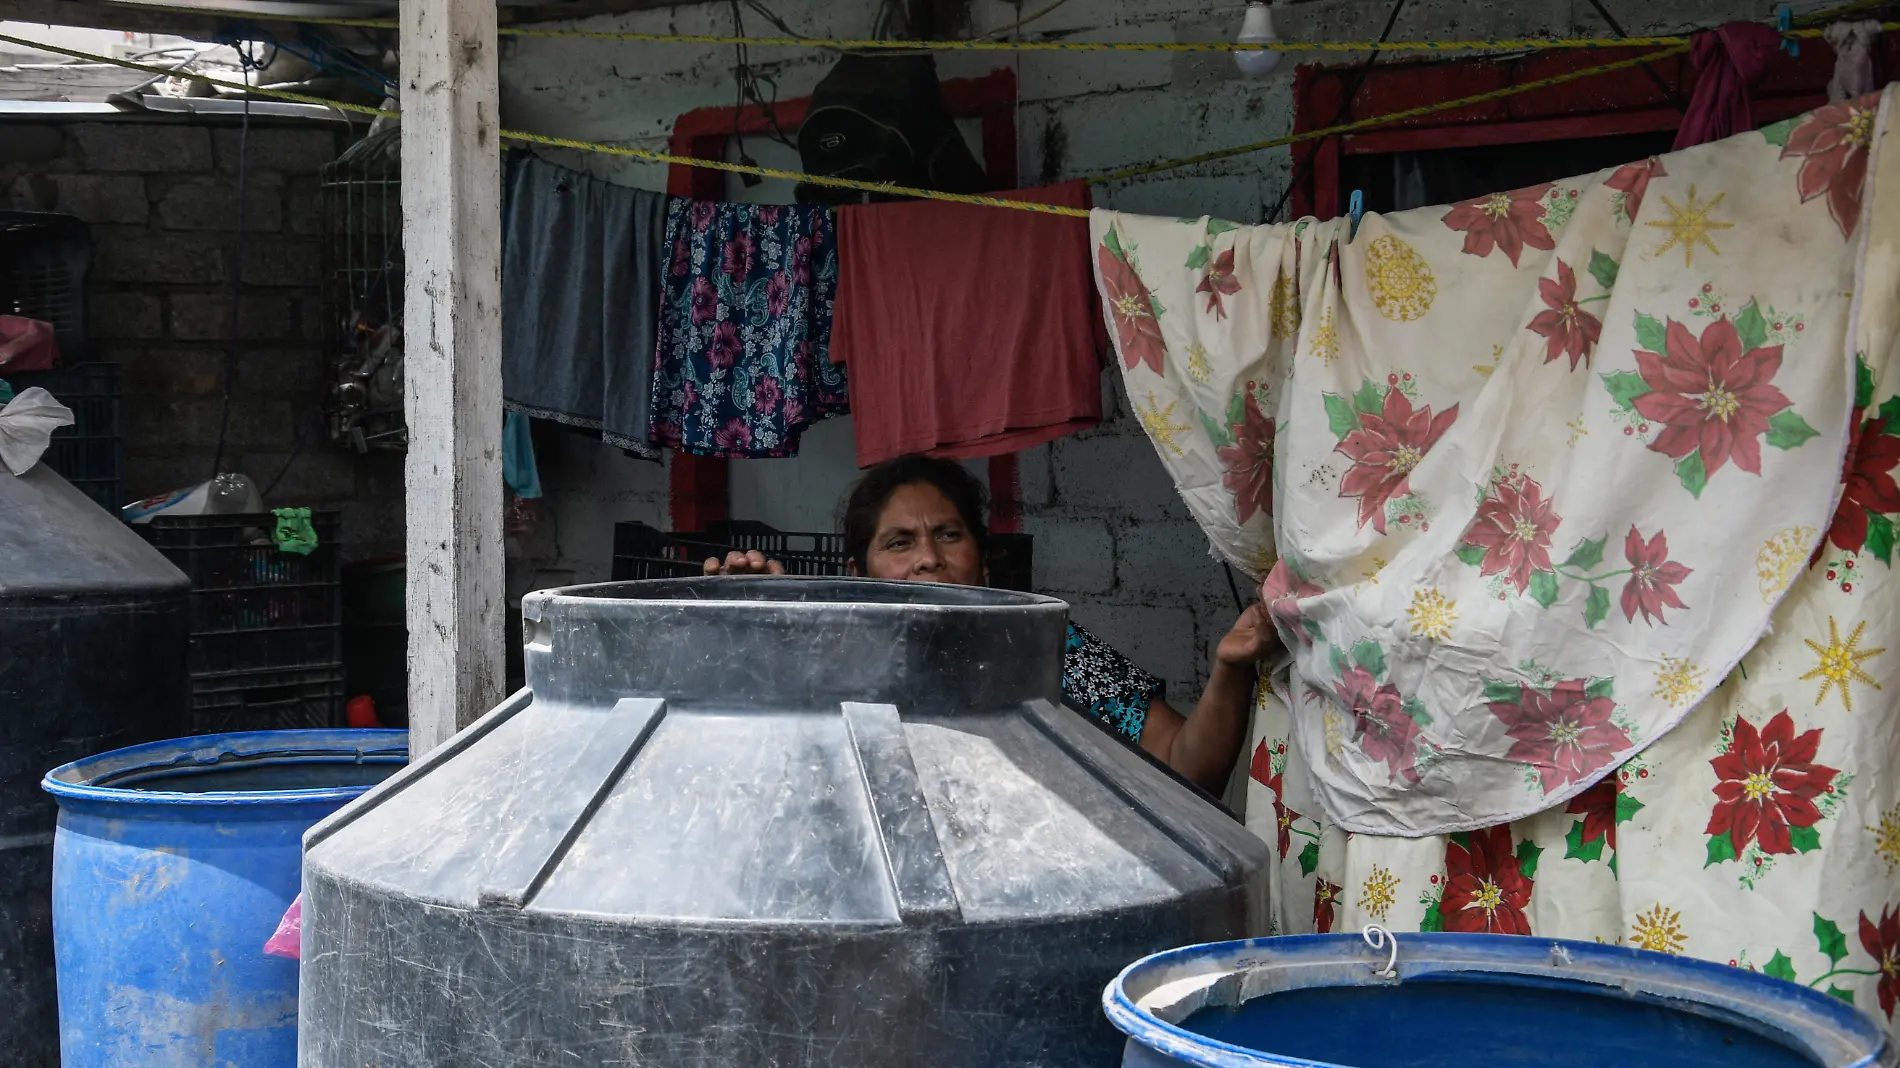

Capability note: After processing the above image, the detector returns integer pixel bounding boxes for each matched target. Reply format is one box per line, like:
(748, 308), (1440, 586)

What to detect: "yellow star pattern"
(1185, 342), (1212, 384)
(1309, 307), (1339, 366)
(1646, 185), (1733, 268)
(1134, 392), (1193, 457)
(1473, 344), (1503, 379)
(1653, 656), (1706, 709)
(1870, 803), (1900, 873)
(1566, 417), (1588, 447)
(1406, 588), (1457, 641)
(1802, 616), (1884, 712)
(1631, 903), (1687, 955)
(1358, 865), (1400, 922)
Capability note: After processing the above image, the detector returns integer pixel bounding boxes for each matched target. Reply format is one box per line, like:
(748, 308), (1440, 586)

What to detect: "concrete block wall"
(1, 117), (403, 560)
(505, 0), (1811, 701)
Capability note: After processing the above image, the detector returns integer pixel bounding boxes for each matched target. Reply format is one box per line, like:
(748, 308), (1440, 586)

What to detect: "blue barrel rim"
(1103, 932), (1891, 1068)
(42, 728), (408, 807)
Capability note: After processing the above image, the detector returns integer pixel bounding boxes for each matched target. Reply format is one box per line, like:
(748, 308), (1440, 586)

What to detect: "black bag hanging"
(795, 53), (990, 204)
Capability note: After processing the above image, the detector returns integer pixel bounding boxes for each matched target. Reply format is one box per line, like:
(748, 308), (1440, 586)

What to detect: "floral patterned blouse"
(1061, 622), (1164, 744)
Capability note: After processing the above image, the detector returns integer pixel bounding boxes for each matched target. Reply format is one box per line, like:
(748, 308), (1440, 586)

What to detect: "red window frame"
(1288, 39), (1895, 220)
(661, 68), (1023, 532)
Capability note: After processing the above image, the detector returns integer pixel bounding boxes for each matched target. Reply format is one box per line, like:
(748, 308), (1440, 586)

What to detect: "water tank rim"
(42, 728), (409, 808)
(1102, 933), (1889, 1068)
(531, 575), (1067, 611)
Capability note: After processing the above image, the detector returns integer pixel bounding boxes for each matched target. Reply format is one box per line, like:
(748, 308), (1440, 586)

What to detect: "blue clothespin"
(1348, 189), (1365, 239)
(1778, 6), (1798, 57)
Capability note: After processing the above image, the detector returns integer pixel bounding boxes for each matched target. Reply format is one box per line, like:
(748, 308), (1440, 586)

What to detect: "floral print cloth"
(1061, 622), (1164, 743)
(651, 200), (848, 457)
(1099, 89), (1900, 1020)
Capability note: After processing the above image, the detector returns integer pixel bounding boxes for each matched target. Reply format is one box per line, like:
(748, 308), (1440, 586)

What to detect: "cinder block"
(87, 292), (163, 339)
(214, 126), (341, 175)
(240, 240), (323, 286)
(1050, 431), (1187, 518)
(169, 293), (297, 342)
(1025, 514), (1115, 594)
(1116, 518), (1230, 602)
(111, 346), (225, 398)
(46, 174), (147, 225)
(92, 229), (227, 285)
(158, 177), (283, 232)
(71, 123), (212, 173)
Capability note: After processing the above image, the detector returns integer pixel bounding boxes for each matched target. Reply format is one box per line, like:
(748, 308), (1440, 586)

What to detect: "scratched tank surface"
(0, 465), (189, 1068)
(301, 576), (1270, 1068)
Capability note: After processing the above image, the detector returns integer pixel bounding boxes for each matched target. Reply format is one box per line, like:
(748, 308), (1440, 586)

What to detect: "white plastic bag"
(123, 473), (263, 524)
(0, 386), (74, 475)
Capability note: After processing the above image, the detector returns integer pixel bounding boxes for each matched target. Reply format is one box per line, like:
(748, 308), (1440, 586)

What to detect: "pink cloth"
(0, 316), (57, 372)
(263, 894), (302, 959)
(1673, 21), (1784, 150)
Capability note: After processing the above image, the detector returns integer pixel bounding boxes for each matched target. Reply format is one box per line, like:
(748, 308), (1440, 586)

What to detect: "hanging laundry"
(1095, 88), (1900, 1005)
(500, 152), (666, 460)
(650, 200), (847, 458)
(1674, 21), (1783, 149)
(502, 410), (542, 500)
(1826, 20), (1884, 102)
(830, 180), (1104, 468)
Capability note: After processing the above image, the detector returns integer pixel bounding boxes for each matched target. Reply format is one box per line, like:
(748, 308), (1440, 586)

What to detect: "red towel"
(1673, 21), (1783, 150)
(831, 181), (1105, 468)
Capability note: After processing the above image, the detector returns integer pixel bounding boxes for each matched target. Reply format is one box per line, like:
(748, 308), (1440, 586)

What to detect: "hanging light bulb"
(1233, 2), (1282, 78)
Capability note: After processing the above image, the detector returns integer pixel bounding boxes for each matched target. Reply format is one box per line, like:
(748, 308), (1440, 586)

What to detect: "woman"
(705, 454), (1274, 793)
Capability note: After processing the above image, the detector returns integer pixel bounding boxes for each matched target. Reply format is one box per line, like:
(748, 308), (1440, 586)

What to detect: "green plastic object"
(272, 507), (319, 556)
(0, 380), (12, 404)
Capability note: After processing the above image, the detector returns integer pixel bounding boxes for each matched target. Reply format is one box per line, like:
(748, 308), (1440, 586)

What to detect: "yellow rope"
(38, 0), (1898, 53)
(0, 33), (1691, 214)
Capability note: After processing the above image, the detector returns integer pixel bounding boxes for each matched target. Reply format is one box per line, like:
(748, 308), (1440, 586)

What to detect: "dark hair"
(840, 454), (989, 573)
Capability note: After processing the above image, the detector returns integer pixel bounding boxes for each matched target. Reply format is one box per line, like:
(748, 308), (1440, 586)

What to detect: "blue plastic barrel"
(1105, 933), (1895, 1068)
(42, 729), (406, 1068)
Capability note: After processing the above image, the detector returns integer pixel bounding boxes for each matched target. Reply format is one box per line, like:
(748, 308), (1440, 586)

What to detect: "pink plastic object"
(263, 895), (302, 959)
(0, 316), (58, 372)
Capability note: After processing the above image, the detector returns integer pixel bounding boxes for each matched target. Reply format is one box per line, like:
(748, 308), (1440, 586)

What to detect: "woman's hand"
(702, 550), (786, 576)
(1215, 603), (1278, 667)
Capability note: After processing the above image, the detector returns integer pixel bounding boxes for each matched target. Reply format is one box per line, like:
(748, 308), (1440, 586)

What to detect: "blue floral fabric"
(1061, 622), (1165, 744)
(651, 199), (848, 457)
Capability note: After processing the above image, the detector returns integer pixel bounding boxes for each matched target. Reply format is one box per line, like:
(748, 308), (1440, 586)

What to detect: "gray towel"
(501, 153), (666, 459)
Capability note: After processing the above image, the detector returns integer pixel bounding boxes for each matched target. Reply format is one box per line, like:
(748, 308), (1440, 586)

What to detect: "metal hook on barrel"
(1362, 924), (1399, 979)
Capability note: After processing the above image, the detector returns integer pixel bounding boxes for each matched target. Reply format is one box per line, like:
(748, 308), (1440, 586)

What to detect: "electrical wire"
(208, 41), (261, 479)
(975, 0), (1078, 42)
(1261, 0), (1407, 224)
(1583, 0), (1685, 112)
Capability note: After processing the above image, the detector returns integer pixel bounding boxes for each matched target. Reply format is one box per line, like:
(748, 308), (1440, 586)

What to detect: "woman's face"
(860, 482), (986, 586)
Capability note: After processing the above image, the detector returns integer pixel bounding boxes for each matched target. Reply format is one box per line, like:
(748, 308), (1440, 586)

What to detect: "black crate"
(189, 663), (345, 735)
(7, 362), (121, 512)
(610, 521), (1035, 591)
(0, 211), (90, 361)
(139, 511), (345, 681)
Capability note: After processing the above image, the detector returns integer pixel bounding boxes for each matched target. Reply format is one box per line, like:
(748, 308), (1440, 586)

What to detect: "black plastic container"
(189, 663), (347, 734)
(0, 211), (90, 362)
(0, 465), (189, 1066)
(5, 363), (121, 513)
(301, 578), (1268, 1068)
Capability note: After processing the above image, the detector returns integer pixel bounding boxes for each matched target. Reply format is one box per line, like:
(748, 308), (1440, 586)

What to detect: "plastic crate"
(0, 211), (90, 361)
(6, 362), (121, 512)
(610, 521), (1035, 591)
(189, 663), (345, 735)
(139, 511), (345, 680)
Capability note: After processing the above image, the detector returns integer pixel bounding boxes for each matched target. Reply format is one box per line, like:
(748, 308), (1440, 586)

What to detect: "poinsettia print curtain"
(1095, 88), (1900, 1019)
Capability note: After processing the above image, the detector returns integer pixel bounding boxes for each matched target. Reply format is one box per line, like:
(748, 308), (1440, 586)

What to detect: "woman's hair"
(840, 454), (990, 573)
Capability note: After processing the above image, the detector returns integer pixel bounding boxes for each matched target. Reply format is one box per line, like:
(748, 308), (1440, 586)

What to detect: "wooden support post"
(401, 0), (504, 756)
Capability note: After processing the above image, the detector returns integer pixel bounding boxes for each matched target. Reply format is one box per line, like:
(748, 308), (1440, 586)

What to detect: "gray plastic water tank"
(301, 577), (1270, 1068)
(1, 465), (190, 1067)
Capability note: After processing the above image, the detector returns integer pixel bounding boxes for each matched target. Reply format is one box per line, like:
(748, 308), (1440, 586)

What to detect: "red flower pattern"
(1314, 879), (1342, 934)
(1249, 741), (1303, 859)
(1460, 475), (1560, 595)
(1197, 247), (1242, 320)
(1527, 259), (1602, 370)
(1335, 388), (1459, 534)
(1440, 827), (1533, 935)
(1781, 91), (1881, 238)
(1098, 243), (1166, 374)
(1606, 157), (1666, 221)
(1706, 710), (1839, 857)
(1633, 317), (1791, 478)
(1859, 906), (1900, 1018)
(1827, 409), (1900, 555)
(1487, 679), (1629, 794)
(1566, 779), (1619, 852)
(1337, 664), (1422, 784)
(1262, 561), (1323, 645)
(1620, 526), (1692, 626)
(1218, 392), (1276, 524)
(1441, 183), (1556, 267)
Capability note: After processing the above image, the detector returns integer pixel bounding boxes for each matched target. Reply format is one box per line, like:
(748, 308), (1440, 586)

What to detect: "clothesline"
(0, 31), (1690, 215)
(44, 0), (1899, 54)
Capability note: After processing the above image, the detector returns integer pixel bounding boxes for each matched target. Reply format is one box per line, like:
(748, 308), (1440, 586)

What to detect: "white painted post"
(400, 0), (504, 756)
